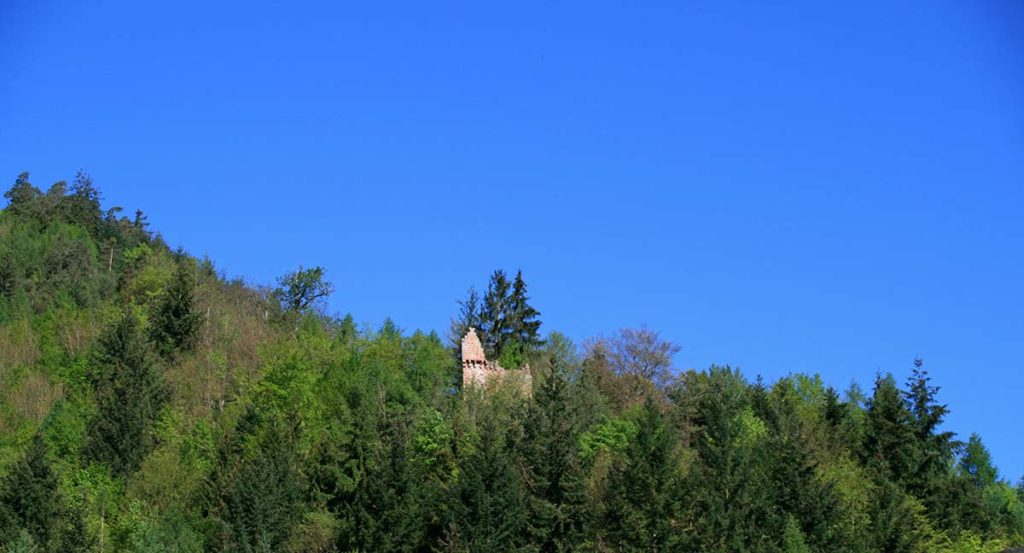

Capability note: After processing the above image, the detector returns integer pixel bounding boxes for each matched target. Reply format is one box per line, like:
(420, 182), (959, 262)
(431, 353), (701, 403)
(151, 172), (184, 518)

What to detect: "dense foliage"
(0, 172), (1021, 552)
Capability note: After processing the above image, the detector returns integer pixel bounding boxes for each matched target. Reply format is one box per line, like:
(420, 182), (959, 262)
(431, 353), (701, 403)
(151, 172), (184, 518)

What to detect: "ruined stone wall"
(461, 328), (531, 394)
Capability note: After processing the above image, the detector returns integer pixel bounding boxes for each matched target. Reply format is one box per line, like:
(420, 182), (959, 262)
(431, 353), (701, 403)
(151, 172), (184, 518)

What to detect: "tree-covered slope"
(0, 172), (1021, 552)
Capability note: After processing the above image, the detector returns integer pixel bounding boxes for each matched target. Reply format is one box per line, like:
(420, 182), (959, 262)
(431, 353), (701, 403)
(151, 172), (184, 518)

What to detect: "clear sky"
(2, 1), (1022, 478)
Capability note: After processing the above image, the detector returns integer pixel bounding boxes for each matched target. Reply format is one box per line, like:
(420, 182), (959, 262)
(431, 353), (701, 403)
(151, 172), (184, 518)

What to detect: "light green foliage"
(937, 531), (1008, 553)
(783, 515), (811, 553)
(733, 406), (769, 448)
(580, 416), (638, 460)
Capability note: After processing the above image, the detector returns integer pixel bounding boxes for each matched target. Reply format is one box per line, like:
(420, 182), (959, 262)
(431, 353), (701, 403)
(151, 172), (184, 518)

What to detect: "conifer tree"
(476, 269), (543, 364)
(85, 311), (169, 475)
(862, 374), (916, 484)
(904, 358), (957, 489)
(479, 270), (511, 357)
(65, 171), (103, 238)
(222, 420), (301, 553)
(507, 270), (543, 351)
(0, 434), (58, 548)
(599, 398), (679, 551)
(445, 414), (529, 551)
(150, 261), (201, 358)
(960, 433), (998, 490)
(450, 286), (481, 351)
(519, 371), (589, 552)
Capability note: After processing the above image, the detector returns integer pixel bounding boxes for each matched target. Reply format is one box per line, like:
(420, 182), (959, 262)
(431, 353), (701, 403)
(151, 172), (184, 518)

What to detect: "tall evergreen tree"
(65, 171), (103, 238)
(476, 269), (543, 364)
(444, 414), (529, 552)
(507, 270), (543, 351)
(519, 371), (589, 552)
(960, 433), (998, 490)
(150, 261), (202, 358)
(599, 398), (680, 551)
(862, 374), (916, 484)
(218, 417), (301, 553)
(84, 311), (169, 475)
(0, 434), (59, 548)
(904, 358), (956, 488)
(479, 269), (512, 358)
(450, 286), (481, 350)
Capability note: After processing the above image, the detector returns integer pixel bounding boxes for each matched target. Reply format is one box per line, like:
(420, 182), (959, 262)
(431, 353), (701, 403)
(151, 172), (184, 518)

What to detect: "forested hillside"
(0, 172), (1021, 552)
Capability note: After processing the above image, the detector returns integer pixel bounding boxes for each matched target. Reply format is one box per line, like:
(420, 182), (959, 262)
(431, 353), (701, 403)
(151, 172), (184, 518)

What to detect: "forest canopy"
(0, 172), (1021, 552)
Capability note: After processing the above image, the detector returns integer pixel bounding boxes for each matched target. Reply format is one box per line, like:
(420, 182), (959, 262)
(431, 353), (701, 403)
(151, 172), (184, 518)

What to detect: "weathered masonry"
(461, 327), (531, 393)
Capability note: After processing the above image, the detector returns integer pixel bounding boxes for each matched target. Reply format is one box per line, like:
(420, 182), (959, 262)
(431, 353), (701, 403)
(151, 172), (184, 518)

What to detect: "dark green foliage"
(961, 433), (998, 490)
(476, 269), (543, 364)
(598, 398), (680, 551)
(2, 173), (41, 219)
(206, 410), (301, 553)
(53, 505), (93, 553)
(84, 311), (169, 475)
(519, 371), (589, 552)
(64, 171), (103, 238)
(150, 261), (201, 357)
(507, 270), (543, 352)
(862, 374), (916, 482)
(273, 265), (334, 312)
(0, 435), (59, 548)
(443, 414), (529, 552)
(679, 367), (778, 552)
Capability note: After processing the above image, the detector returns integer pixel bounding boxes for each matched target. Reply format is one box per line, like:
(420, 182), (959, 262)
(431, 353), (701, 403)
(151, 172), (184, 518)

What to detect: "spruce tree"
(477, 269), (543, 364)
(904, 358), (956, 488)
(507, 270), (543, 351)
(85, 311), (169, 475)
(599, 398), (679, 551)
(223, 421), (301, 553)
(960, 433), (998, 490)
(479, 270), (511, 358)
(0, 434), (58, 548)
(862, 374), (916, 484)
(450, 286), (481, 351)
(519, 371), (588, 552)
(445, 414), (529, 552)
(150, 261), (201, 358)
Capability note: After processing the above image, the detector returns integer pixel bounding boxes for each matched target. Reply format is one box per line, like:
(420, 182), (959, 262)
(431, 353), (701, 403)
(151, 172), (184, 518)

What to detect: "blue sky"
(2, 1), (1022, 478)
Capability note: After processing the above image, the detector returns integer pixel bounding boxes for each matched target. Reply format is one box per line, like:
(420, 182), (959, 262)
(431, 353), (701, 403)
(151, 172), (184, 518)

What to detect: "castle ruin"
(461, 327), (531, 393)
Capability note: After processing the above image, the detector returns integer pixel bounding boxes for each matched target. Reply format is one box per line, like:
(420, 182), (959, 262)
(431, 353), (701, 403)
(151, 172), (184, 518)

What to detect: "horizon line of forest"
(0, 171), (1021, 553)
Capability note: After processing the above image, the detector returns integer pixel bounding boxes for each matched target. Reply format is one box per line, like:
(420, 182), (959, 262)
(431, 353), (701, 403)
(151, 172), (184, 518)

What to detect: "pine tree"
(862, 374), (916, 484)
(519, 371), (589, 552)
(0, 434), (58, 548)
(150, 261), (201, 358)
(450, 286), (481, 351)
(223, 421), (301, 553)
(960, 433), (998, 490)
(507, 270), (543, 352)
(599, 398), (679, 551)
(65, 171), (103, 238)
(479, 270), (511, 358)
(445, 414), (529, 552)
(85, 311), (169, 475)
(474, 269), (545, 366)
(904, 359), (956, 489)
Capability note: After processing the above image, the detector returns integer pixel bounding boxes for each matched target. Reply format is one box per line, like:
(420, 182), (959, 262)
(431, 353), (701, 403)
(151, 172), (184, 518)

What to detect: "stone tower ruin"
(461, 327), (531, 393)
